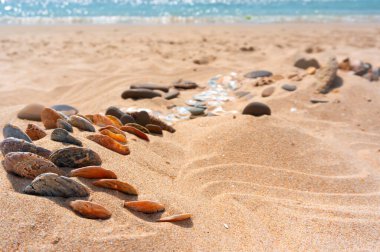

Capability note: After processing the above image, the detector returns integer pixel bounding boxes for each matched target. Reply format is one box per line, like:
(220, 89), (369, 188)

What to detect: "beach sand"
(0, 24), (380, 251)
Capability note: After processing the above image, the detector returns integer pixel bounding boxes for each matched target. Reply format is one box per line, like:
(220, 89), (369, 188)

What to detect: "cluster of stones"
(1, 104), (190, 222)
(338, 58), (379, 82)
(121, 80), (198, 100)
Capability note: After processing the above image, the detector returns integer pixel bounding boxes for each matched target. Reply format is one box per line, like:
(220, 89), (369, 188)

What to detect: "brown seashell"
(93, 179), (138, 195)
(157, 213), (192, 222)
(106, 115), (123, 128)
(148, 115), (175, 133)
(25, 124), (47, 141)
(99, 129), (127, 144)
(125, 123), (150, 134)
(145, 124), (163, 135)
(69, 200), (111, 219)
(87, 134), (130, 155)
(120, 126), (149, 142)
(124, 200), (165, 213)
(41, 108), (64, 129)
(70, 166), (117, 179)
(86, 114), (114, 127)
(99, 125), (126, 136)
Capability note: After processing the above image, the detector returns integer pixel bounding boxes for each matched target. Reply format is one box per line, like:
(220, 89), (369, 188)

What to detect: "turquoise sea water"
(0, 0), (379, 24)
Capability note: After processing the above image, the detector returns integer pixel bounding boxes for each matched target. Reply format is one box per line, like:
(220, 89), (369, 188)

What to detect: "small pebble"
(56, 119), (73, 133)
(105, 106), (125, 119)
(130, 83), (169, 92)
(17, 104), (45, 121)
(51, 104), (78, 117)
(41, 108), (64, 129)
(68, 115), (95, 132)
(173, 79), (198, 89)
(121, 88), (162, 100)
(244, 70), (272, 79)
(51, 128), (82, 146)
(242, 102), (271, 117)
(282, 84), (297, 92)
(3, 123), (32, 143)
(164, 89), (180, 100)
(261, 86), (275, 97)
(25, 124), (47, 141)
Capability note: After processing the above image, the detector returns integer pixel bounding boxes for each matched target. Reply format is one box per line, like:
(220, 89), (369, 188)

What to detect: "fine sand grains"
(0, 24), (380, 251)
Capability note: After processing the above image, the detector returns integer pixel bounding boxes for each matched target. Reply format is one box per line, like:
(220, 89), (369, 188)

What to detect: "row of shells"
(1, 105), (190, 222)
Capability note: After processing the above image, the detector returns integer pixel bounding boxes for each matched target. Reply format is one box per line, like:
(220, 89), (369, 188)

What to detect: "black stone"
(242, 102), (271, 117)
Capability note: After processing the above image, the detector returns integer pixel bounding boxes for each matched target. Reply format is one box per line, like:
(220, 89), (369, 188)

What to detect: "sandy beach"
(1, 24), (380, 251)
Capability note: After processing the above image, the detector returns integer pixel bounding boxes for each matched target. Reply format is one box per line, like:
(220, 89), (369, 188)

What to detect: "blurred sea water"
(0, 0), (379, 24)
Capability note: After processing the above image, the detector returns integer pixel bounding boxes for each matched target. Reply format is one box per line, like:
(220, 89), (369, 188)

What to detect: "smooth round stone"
(164, 89), (180, 100)
(120, 114), (136, 125)
(3, 123), (32, 143)
(134, 111), (151, 126)
(173, 80), (198, 89)
(57, 119), (73, 133)
(51, 104), (78, 117)
(121, 89), (162, 100)
(17, 104), (45, 121)
(130, 84), (169, 92)
(262, 86), (275, 97)
(105, 106), (124, 119)
(242, 102), (271, 117)
(244, 70), (273, 79)
(282, 84), (297, 92)
(186, 106), (206, 116)
(51, 128), (82, 146)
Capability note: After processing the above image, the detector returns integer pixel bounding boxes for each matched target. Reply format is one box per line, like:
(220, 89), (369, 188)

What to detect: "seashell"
(0, 137), (51, 158)
(157, 213), (192, 222)
(145, 124), (163, 135)
(41, 108), (65, 129)
(120, 114), (136, 124)
(49, 146), (102, 168)
(68, 115), (95, 132)
(106, 115), (123, 128)
(99, 129), (127, 144)
(149, 115), (175, 133)
(105, 106), (125, 119)
(17, 103), (45, 121)
(125, 123), (150, 134)
(56, 119), (73, 133)
(93, 179), (138, 195)
(98, 125), (126, 136)
(124, 200), (165, 213)
(3, 123), (32, 143)
(51, 104), (78, 117)
(69, 200), (111, 219)
(2, 152), (62, 179)
(69, 166), (117, 179)
(25, 123), (47, 141)
(120, 126), (149, 142)
(51, 128), (82, 146)
(23, 173), (89, 197)
(85, 114), (114, 127)
(87, 134), (130, 155)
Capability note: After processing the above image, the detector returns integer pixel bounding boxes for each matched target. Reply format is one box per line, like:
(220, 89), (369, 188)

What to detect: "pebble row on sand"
(1, 105), (191, 222)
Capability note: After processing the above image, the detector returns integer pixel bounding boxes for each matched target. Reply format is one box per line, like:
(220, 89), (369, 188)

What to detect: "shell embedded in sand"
(56, 119), (73, 133)
(99, 125), (126, 136)
(69, 200), (111, 219)
(125, 123), (150, 134)
(25, 123), (47, 141)
(68, 115), (95, 132)
(99, 129), (127, 144)
(49, 146), (102, 168)
(41, 108), (65, 129)
(87, 134), (130, 155)
(51, 128), (82, 146)
(124, 200), (165, 213)
(106, 115), (123, 128)
(93, 179), (138, 195)
(105, 106), (125, 119)
(157, 213), (192, 222)
(148, 115), (176, 133)
(145, 124), (163, 135)
(120, 126), (149, 142)
(0, 137), (51, 158)
(3, 123), (33, 143)
(23, 173), (89, 198)
(2, 152), (62, 179)
(70, 166), (117, 179)
(86, 114), (115, 127)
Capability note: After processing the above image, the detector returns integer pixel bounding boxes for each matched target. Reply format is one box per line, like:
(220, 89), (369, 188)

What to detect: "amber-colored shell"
(157, 213), (192, 222)
(69, 200), (112, 219)
(120, 126), (149, 142)
(87, 134), (130, 155)
(125, 123), (150, 134)
(99, 129), (127, 144)
(106, 115), (123, 128)
(99, 125), (125, 136)
(124, 200), (165, 213)
(86, 114), (115, 127)
(69, 166), (117, 179)
(41, 108), (64, 129)
(93, 179), (138, 195)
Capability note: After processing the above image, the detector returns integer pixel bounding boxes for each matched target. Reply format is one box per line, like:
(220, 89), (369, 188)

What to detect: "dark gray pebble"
(56, 119), (73, 133)
(51, 104), (78, 117)
(130, 84), (169, 92)
(244, 70), (272, 79)
(105, 106), (125, 119)
(121, 89), (162, 100)
(51, 128), (82, 146)
(3, 123), (32, 143)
